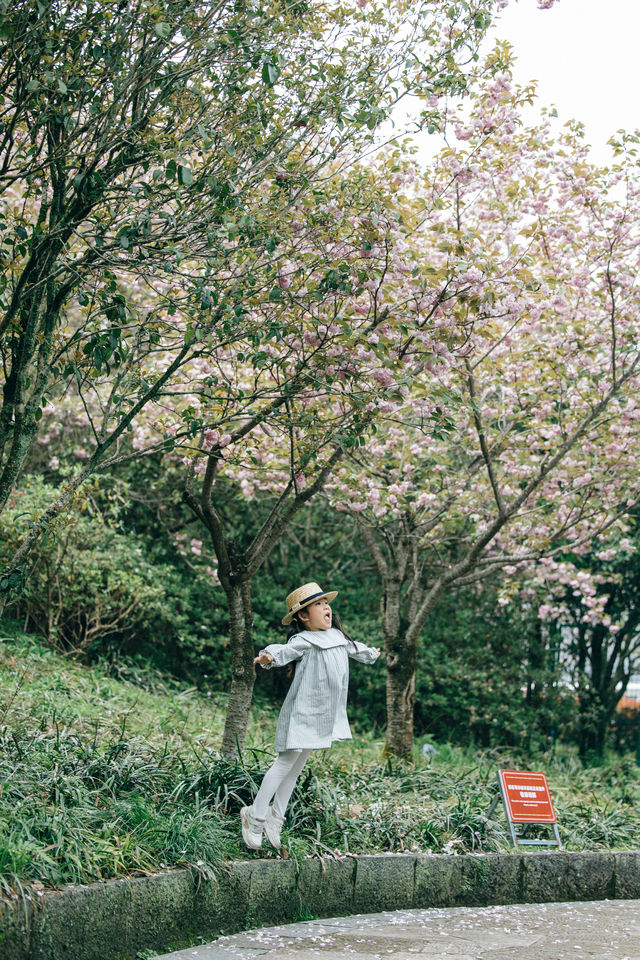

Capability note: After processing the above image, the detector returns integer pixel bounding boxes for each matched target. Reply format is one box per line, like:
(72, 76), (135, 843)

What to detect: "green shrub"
(0, 477), (231, 678)
(1, 477), (168, 654)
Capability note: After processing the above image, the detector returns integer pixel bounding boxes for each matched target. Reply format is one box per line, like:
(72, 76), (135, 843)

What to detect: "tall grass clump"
(0, 719), (236, 896)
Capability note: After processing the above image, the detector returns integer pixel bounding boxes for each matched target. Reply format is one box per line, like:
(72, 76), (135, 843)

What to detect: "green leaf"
(155, 22), (171, 38)
(268, 286), (282, 302)
(178, 165), (193, 186)
(261, 61), (280, 86)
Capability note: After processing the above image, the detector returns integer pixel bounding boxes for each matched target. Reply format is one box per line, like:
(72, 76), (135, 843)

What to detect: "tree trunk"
(576, 624), (615, 761)
(384, 642), (417, 760)
(381, 577), (416, 759)
(0, 414), (39, 514)
(220, 578), (256, 757)
(526, 619), (546, 708)
(524, 618), (548, 751)
(578, 698), (608, 760)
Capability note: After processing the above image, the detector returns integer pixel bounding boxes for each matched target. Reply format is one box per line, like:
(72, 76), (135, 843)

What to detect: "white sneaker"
(264, 806), (285, 849)
(240, 806), (264, 850)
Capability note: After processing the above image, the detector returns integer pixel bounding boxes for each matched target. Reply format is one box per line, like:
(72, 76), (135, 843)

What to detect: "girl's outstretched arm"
(254, 651), (274, 666)
(255, 636), (311, 669)
(348, 642), (380, 664)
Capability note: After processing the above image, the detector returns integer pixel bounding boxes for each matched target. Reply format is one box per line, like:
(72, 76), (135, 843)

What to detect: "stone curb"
(0, 851), (638, 960)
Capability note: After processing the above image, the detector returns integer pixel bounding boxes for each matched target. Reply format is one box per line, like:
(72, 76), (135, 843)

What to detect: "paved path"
(154, 899), (640, 960)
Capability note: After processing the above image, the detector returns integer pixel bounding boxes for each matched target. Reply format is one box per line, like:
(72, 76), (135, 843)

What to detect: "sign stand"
(488, 769), (562, 849)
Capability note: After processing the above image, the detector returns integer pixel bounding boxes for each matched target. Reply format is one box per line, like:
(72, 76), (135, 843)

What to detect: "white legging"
(252, 748), (313, 819)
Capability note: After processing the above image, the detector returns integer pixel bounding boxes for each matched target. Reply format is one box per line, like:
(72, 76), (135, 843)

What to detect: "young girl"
(240, 581), (379, 851)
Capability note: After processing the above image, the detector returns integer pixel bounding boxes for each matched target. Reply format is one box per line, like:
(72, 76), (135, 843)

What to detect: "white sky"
(492, 0), (640, 164)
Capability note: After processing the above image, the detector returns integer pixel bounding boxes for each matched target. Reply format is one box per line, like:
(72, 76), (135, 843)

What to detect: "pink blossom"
(596, 549), (616, 562)
(454, 124), (474, 141)
(372, 368), (394, 388)
(202, 428), (219, 451)
(278, 263), (295, 289)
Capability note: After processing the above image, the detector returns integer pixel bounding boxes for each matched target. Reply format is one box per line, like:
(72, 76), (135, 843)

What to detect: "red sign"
(498, 769), (557, 823)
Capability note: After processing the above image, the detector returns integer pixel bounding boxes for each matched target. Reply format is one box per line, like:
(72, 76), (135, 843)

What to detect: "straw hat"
(281, 582), (338, 625)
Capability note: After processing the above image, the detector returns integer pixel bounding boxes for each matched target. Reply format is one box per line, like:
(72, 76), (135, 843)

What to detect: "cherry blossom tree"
(524, 524), (640, 759)
(330, 60), (640, 757)
(137, 151), (479, 755)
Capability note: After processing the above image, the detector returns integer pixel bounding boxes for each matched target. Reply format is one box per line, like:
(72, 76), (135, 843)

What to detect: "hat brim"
(282, 590), (338, 626)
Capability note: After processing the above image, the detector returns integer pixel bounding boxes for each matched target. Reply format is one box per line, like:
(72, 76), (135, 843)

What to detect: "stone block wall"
(0, 851), (638, 960)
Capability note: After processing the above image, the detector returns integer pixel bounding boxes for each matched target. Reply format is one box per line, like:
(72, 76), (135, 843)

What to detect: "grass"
(1, 626), (639, 897)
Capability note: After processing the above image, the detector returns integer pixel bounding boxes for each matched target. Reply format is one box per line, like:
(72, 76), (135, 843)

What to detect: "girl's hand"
(254, 652), (274, 666)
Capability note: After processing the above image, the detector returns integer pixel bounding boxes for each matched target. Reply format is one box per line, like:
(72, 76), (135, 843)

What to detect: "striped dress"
(260, 628), (379, 751)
